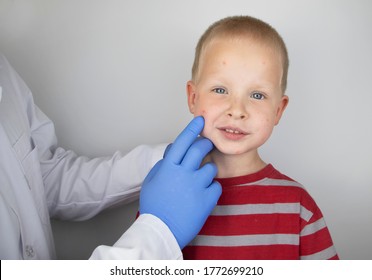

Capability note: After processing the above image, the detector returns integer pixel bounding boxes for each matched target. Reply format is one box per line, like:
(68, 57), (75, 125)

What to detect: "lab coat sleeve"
(14, 64), (167, 221)
(89, 214), (183, 260)
(41, 141), (167, 221)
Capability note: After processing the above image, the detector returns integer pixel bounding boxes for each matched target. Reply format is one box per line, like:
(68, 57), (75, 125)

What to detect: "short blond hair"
(191, 16), (289, 93)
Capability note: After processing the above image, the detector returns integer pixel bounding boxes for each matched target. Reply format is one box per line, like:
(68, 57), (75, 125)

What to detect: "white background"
(0, 0), (371, 260)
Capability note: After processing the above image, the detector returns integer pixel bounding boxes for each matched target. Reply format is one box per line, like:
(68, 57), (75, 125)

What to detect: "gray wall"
(1, 0), (371, 259)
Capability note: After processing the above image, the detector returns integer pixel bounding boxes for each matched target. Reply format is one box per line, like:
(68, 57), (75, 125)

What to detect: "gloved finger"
(181, 137), (213, 170)
(196, 162), (218, 186)
(165, 116), (204, 164)
(204, 181), (222, 206)
(142, 160), (162, 187)
(163, 143), (172, 158)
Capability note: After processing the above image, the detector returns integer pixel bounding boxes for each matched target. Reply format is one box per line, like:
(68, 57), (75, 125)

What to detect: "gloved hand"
(139, 116), (222, 249)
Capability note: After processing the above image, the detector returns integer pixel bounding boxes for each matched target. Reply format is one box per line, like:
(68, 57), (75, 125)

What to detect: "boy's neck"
(206, 149), (266, 179)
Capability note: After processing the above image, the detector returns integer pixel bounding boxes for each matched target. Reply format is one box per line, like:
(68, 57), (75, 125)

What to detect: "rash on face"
(197, 109), (208, 137)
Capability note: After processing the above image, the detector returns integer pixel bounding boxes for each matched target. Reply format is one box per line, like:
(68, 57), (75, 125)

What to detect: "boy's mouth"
(219, 126), (248, 135)
(224, 128), (244, 134)
(218, 126), (249, 140)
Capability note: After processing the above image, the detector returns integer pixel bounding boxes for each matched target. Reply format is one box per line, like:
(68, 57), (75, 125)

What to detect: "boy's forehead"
(197, 36), (284, 91)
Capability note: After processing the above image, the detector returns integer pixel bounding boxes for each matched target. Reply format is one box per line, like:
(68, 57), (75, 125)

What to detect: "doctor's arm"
(28, 95), (166, 221)
(90, 116), (222, 259)
(0, 52), (164, 221)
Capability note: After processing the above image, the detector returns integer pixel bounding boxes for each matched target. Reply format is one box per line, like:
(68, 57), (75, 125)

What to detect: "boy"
(183, 16), (338, 259)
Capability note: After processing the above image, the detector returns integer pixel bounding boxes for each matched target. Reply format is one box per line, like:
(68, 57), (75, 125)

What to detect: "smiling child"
(183, 15), (338, 260)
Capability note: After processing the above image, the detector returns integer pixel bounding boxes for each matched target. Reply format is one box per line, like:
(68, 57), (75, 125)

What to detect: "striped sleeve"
(299, 191), (338, 260)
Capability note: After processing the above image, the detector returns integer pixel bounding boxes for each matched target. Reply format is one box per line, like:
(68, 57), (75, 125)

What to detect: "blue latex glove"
(139, 116), (222, 249)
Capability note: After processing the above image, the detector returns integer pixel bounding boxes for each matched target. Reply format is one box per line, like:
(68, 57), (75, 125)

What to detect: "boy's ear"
(186, 81), (197, 114)
(275, 95), (289, 125)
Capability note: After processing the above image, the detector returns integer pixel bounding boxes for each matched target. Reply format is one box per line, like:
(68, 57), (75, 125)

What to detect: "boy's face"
(187, 37), (288, 156)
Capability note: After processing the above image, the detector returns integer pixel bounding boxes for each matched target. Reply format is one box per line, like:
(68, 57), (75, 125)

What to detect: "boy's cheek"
(195, 109), (210, 138)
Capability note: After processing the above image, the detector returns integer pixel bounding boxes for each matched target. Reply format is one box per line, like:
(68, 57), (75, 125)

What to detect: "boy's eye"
(251, 92), (265, 100)
(212, 88), (227, 94)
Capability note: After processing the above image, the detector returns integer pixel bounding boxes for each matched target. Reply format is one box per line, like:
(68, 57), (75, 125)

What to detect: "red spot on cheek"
(198, 110), (207, 119)
(199, 110), (207, 136)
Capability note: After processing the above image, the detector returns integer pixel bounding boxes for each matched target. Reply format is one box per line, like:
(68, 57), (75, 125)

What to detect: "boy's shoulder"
(269, 165), (320, 208)
(268, 165), (310, 192)
(267, 164), (298, 182)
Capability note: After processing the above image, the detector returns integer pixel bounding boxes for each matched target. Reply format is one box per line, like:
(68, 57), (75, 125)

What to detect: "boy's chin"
(212, 144), (246, 156)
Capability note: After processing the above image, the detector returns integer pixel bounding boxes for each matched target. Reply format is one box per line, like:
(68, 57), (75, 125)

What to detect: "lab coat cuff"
(134, 214), (182, 259)
(96, 214), (183, 260)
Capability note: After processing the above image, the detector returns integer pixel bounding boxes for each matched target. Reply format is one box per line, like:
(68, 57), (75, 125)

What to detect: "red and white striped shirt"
(183, 164), (338, 260)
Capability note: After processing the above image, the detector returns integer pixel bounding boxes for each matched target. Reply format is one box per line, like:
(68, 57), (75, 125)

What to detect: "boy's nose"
(227, 98), (247, 120)
(227, 112), (246, 119)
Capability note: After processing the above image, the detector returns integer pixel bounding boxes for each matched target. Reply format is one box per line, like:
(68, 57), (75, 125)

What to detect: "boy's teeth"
(225, 129), (240, 134)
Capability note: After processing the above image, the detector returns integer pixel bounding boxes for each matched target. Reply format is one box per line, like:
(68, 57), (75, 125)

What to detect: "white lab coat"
(90, 214), (182, 260)
(0, 53), (181, 260)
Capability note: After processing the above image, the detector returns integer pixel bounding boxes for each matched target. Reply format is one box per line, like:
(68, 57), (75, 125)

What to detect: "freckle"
(222, 60), (227, 65)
